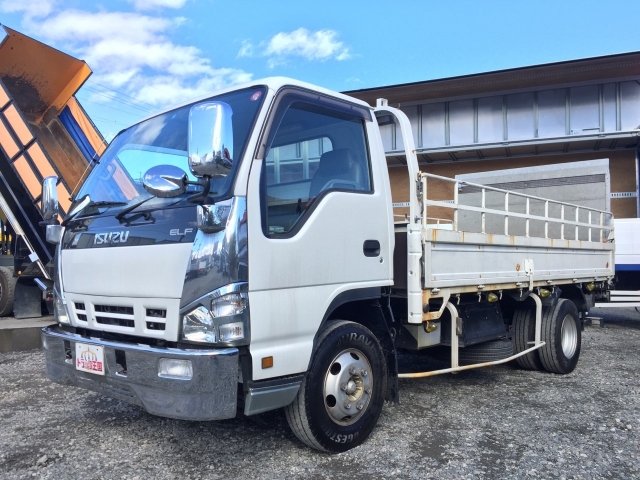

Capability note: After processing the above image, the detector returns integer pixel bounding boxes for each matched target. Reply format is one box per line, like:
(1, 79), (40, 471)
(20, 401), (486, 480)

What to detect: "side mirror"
(142, 165), (188, 198)
(188, 101), (234, 178)
(197, 203), (231, 234)
(41, 176), (59, 222)
(46, 225), (63, 245)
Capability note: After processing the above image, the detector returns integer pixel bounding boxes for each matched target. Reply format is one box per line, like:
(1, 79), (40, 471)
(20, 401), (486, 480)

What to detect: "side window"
(263, 101), (372, 236)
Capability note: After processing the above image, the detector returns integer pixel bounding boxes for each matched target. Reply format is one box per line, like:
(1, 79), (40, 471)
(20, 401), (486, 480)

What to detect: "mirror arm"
(186, 176), (211, 203)
(39, 217), (60, 227)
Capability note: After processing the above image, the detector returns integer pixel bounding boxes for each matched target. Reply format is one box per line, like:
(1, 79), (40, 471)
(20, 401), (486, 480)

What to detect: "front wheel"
(285, 320), (387, 452)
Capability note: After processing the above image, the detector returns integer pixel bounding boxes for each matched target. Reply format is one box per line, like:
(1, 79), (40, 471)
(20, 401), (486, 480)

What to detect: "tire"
(420, 339), (513, 365)
(0, 266), (16, 317)
(539, 299), (581, 374)
(513, 305), (544, 370)
(458, 338), (513, 364)
(285, 320), (387, 452)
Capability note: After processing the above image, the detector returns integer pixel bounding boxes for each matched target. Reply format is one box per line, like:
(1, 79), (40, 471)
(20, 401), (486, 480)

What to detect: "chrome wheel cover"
(560, 314), (578, 359)
(323, 348), (373, 426)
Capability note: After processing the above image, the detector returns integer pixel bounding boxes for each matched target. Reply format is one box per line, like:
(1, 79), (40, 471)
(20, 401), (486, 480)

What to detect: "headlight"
(53, 290), (70, 324)
(211, 292), (247, 317)
(181, 288), (249, 345)
(182, 306), (216, 343)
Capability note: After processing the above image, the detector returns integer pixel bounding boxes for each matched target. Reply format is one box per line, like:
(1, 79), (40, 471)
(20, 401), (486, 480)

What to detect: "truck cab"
(42, 78), (396, 448)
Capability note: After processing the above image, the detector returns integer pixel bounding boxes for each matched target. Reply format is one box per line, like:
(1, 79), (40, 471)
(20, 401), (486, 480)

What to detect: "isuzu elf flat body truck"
(40, 77), (615, 452)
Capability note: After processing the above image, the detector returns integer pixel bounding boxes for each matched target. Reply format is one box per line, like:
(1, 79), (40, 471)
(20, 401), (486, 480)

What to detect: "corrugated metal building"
(344, 53), (640, 220)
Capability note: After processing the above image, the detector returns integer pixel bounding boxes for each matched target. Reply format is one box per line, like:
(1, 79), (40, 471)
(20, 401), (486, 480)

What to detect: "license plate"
(75, 343), (105, 376)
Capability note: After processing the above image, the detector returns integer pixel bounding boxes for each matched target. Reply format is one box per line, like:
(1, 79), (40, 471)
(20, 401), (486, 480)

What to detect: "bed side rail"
(416, 172), (614, 243)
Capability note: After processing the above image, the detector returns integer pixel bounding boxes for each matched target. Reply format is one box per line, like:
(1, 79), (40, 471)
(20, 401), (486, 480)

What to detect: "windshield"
(74, 86), (266, 215)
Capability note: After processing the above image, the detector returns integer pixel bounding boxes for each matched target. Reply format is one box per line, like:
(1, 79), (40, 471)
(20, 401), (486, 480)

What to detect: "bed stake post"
(446, 302), (460, 371)
(528, 292), (542, 346)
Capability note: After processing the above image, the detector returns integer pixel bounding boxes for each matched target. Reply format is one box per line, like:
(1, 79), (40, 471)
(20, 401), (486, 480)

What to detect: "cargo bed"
(392, 171), (615, 321)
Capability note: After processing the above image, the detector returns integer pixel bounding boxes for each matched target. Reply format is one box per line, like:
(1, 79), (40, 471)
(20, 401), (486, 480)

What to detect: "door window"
(262, 100), (372, 236)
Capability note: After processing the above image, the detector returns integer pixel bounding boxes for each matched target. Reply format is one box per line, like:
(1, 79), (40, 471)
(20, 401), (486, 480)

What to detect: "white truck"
(40, 78), (614, 452)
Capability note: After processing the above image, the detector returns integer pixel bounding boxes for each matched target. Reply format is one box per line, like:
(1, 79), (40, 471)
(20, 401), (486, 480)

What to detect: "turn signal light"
(262, 356), (273, 369)
(586, 283), (596, 292)
(539, 289), (551, 298)
(487, 293), (499, 303)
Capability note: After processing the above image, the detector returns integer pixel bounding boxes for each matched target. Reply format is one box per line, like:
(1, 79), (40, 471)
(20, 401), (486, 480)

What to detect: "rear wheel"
(0, 266), (16, 317)
(285, 320), (387, 452)
(539, 299), (581, 374)
(512, 305), (544, 370)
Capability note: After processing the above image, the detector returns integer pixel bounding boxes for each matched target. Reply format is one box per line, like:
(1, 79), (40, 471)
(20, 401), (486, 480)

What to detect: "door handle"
(363, 240), (380, 257)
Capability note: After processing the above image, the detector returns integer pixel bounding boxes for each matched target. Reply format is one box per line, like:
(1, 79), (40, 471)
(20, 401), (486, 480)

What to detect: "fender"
(310, 286), (399, 402)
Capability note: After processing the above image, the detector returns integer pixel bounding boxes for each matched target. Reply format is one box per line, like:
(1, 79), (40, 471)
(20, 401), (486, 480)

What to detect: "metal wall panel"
(422, 102), (446, 147)
(603, 83), (617, 132)
(449, 99), (474, 145)
(537, 89), (566, 138)
(570, 85), (600, 133)
(620, 81), (640, 130)
(477, 96), (503, 143)
(507, 92), (535, 140)
(386, 80), (640, 154)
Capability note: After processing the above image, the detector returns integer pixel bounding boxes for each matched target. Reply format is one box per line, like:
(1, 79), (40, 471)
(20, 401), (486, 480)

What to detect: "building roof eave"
(345, 51), (640, 106)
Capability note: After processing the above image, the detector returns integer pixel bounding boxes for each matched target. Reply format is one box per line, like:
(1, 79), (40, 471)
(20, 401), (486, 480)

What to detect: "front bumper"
(42, 326), (239, 421)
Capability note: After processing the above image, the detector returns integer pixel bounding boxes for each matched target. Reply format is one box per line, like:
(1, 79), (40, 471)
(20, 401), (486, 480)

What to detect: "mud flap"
(14, 280), (42, 318)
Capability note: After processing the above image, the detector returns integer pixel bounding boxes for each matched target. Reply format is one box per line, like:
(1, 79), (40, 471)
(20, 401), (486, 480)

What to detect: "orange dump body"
(0, 25), (107, 278)
(0, 25), (106, 215)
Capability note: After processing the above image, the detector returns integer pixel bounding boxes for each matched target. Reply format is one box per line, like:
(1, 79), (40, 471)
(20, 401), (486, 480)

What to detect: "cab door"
(246, 91), (394, 380)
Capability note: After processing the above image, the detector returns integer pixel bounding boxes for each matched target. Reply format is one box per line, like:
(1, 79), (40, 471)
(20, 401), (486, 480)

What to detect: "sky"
(2, 0), (640, 142)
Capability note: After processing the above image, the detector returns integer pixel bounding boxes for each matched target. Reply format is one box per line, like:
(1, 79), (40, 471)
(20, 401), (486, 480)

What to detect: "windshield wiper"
(115, 196), (155, 221)
(62, 197), (128, 225)
(88, 201), (128, 208)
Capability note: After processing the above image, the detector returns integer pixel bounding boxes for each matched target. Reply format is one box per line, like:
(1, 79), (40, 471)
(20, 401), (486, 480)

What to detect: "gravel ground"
(1, 308), (639, 479)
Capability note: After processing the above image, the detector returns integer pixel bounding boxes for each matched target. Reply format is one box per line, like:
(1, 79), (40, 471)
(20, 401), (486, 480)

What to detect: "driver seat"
(308, 148), (364, 198)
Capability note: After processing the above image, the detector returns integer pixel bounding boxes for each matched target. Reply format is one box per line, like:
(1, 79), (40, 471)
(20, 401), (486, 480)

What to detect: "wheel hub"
(345, 379), (358, 396)
(324, 349), (373, 426)
(560, 314), (578, 359)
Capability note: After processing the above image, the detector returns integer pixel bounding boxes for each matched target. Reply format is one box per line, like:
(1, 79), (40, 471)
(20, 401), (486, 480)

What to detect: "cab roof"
(135, 76), (373, 126)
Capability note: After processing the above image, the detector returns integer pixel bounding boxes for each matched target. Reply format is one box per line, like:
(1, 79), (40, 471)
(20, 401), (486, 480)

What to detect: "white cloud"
(263, 28), (351, 67)
(29, 10), (173, 43)
(133, 70), (253, 106)
(267, 57), (286, 69)
(237, 39), (254, 58)
(128, 0), (187, 10)
(0, 0), (56, 17)
(4, 7), (252, 108)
